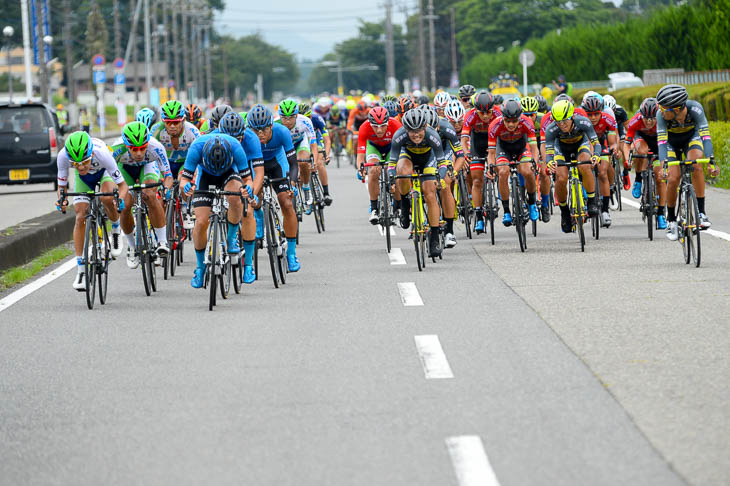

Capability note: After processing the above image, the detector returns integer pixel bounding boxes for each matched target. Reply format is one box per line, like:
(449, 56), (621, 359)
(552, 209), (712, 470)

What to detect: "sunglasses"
(128, 144), (149, 153)
(253, 126), (270, 134)
(164, 120), (183, 126)
(71, 157), (92, 168)
(503, 117), (520, 123)
(659, 104), (683, 113)
(460, 98), (471, 102)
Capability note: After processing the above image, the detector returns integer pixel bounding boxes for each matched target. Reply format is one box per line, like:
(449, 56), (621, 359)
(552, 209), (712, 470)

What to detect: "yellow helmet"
(551, 99), (575, 121)
(56, 104), (63, 110)
(346, 99), (356, 110)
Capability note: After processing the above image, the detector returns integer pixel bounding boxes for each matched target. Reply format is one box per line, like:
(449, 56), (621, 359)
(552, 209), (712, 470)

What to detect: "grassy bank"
(0, 245), (73, 292)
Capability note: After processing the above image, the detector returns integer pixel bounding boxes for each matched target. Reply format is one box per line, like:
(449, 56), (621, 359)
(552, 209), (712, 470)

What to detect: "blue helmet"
(136, 107), (157, 129)
(218, 112), (245, 138)
(383, 100), (398, 118)
(202, 136), (233, 175)
(247, 104), (273, 130)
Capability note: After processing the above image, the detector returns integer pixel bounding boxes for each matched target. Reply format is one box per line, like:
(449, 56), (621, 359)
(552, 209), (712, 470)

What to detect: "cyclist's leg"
(140, 163), (167, 251)
(223, 172), (244, 252)
(470, 137), (487, 218)
(495, 141), (512, 216)
(396, 154), (414, 227)
(687, 138), (707, 204)
(118, 165), (139, 251)
(315, 141), (330, 194)
(365, 142), (384, 212)
(191, 172), (213, 274)
(665, 142), (683, 223)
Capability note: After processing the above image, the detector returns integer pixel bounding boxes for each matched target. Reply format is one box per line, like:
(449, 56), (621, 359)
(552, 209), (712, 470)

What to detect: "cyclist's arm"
(56, 150), (70, 197)
(656, 115), (669, 161)
(691, 103), (714, 158)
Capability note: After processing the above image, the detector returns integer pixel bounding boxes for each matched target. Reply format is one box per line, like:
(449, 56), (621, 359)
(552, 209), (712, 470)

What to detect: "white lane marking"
(388, 248), (407, 265)
(378, 225), (397, 236)
(446, 436), (502, 486)
(397, 282), (423, 306)
(0, 258), (76, 313)
(414, 335), (453, 379)
(622, 197), (730, 241)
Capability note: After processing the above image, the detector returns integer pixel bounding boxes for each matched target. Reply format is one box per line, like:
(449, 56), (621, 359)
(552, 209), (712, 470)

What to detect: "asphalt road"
(1, 165), (728, 485)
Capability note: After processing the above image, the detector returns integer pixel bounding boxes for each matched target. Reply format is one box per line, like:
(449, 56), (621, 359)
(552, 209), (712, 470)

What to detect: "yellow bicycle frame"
(410, 175), (428, 236)
(569, 164), (586, 223)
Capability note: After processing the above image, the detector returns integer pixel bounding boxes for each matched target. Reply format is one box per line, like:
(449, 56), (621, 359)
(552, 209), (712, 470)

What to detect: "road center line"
(446, 436), (502, 486)
(622, 197), (730, 240)
(388, 248), (407, 265)
(0, 258), (76, 314)
(378, 225), (397, 237)
(397, 282), (423, 306)
(414, 335), (453, 379)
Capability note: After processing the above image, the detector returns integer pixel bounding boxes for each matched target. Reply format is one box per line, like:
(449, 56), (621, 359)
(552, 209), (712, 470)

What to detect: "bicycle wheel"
(688, 185), (701, 267)
(379, 184), (392, 253)
(208, 218), (219, 310)
(264, 203), (280, 288)
(511, 176), (526, 252)
(646, 173), (655, 241)
(147, 220), (158, 293)
(98, 221), (110, 305)
(458, 174), (472, 239)
(137, 210), (152, 296)
(83, 217), (97, 309)
(572, 180), (586, 252)
(232, 229), (242, 294)
(412, 192), (424, 271)
(614, 158), (623, 211)
(312, 182), (323, 234)
(486, 180), (496, 245)
(275, 210), (287, 285)
(313, 174), (326, 232)
(163, 201), (174, 280)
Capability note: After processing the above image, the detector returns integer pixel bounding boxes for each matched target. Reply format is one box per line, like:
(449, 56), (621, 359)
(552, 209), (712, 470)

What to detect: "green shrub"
(709, 121), (730, 188)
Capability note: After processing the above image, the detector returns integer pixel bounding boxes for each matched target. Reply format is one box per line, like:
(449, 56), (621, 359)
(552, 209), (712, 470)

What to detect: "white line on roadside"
(0, 258), (76, 313)
(414, 335), (453, 379)
(621, 197), (730, 241)
(446, 436), (502, 486)
(397, 282), (423, 306)
(388, 248), (407, 265)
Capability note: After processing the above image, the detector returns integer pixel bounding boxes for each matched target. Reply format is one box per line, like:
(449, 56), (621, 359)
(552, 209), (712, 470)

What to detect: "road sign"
(113, 57), (124, 69)
(519, 49), (535, 67)
(114, 73), (125, 85)
(92, 54), (105, 66)
(93, 70), (106, 84)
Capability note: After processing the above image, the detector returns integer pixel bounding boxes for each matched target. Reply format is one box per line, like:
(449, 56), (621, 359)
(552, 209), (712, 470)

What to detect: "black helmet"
(501, 99), (522, 119)
(640, 97), (659, 118)
(458, 84), (476, 99)
(397, 96), (415, 115)
(202, 136), (233, 175)
(656, 84), (688, 109)
(210, 105), (234, 129)
(247, 104), (273, 129)
(582, 96), (604, 113)
(402, 108), (428, 130)
(417, 95), (430, 106)
(554, 93), (572, 103)
(423, 105), (439, 129)
(534, 94), (549, 113)
(218, 112), (245, 138)
(492, 94), (504, 105)
(474, 92), (494, 112)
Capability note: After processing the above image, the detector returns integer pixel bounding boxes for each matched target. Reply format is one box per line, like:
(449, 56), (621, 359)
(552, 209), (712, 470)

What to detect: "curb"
(0, 211), (74, 272)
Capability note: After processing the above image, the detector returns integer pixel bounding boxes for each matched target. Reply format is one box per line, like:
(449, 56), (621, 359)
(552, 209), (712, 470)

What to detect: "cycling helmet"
(122, 121), (150, 147)
(345, 99), (356, 110)
(520, 96), (539, 114)
(219, 112), (245, 138)
(434, 91), (451, 108)
(657, 84), (688, 108)
(474, 92), (495, 112)
(368, 106), (389, 126)
(330, 105), (340, 117)
(554, 93), (573, 103)
(185, 103), (202, 125)
(398, 96), (415, 115)
(603, 95), (617, 110)
(278, 99), (299, 117)
(382, 94), (397, 103)
(202, 137), (233, 175)
(444, 99), (466, 122)
(458, 84), (476, 99)
(501, 99), (522, 120)
(427, 106), (440, 128)
(639, 97), (658, 118)
(160, 100), (185, 121)
(383, 100), (398, 117)
(316, 96), (331, 107)
(582, 96), (604, 113)
(551, 100), (575, 121)
(356, 100), (367, 112)
(492, 94), (504, 105)
(298, 102), (312, 117)
(534, 94), (549, 113)
(582, 91), (599, 103)
(239, 111), (248, 126)
(65, 131), (93, 162)
(135, 107), (157, 129)
(247, 104), (273, 129)
(210, 105), (233, 128)
(417, 94), (430, 105)
(401, 108), (428, 130)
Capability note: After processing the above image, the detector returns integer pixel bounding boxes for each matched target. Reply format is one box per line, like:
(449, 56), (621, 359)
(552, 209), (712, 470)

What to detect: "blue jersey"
(210, 128), (264, 168)
(310, 114), (327, 146)
(183, 133), (249, 175)
(260, 123), (295, 161)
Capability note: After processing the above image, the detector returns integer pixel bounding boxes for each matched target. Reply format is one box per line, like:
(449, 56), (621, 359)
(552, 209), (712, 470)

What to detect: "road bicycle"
(493, 159), (535, 252)
(129, 181), (162, 296)
(557, 158), (593, 252)
(163, 181), (186, 279)
(262, 177), (288, 288)
(453, 166), (473, 239)
(364, 159), (395, 253)
(306, 155), (326, 233)
(394, 173), (435, 271)
(473, 157), (499, 245)
(632, 152), (660, 241)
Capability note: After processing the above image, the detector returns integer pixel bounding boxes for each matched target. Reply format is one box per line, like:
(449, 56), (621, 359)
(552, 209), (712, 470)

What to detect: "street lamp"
(3, 26), (13, 102)
(42, 35), (52, 103)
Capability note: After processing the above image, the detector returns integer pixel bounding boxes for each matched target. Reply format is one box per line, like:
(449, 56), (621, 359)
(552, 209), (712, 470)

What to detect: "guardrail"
(666, 69), (730, 85)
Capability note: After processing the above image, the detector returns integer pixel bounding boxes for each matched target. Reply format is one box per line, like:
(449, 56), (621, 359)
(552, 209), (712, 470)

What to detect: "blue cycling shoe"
(287, 255), (301, 272)
(254, 209), (264, 239)
(475, 220), (485, 234)
(632, 181), (642, 199)
(657, 214), (667, 230)
(191, 267), (205, 288)
(528, 204), (539, 221)
(228, 238), (241, 254)
(502, 212), (513, 227)
(243, 265), (256, 284)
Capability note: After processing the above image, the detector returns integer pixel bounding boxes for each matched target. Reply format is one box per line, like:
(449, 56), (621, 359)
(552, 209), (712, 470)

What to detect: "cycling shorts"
(632, 134), (658, 156)
(398, 148), (437, 180)
(366, 141), (391, 164)
(169, 161), (184, 178)
(665, 132), (704, 162)
(554, 136), (592, 164)
(496, 139), (531, 164)
(119, 162), (161, 186)
(293, 135), (311, 155)
(72, 169), (114, 205)
(469, 134), (489, 171)
(192, 168), (241, 208)
(263, 158), (290, 194)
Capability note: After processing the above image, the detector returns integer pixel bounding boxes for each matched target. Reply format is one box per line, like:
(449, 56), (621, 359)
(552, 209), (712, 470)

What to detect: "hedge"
(708, 121), (730, 189)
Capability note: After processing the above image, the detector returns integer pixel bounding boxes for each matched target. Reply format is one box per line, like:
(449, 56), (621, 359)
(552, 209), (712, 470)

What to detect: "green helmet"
(65, 131), (93, 162)
(160, 100), (185, 121)
(278, 99), (299, 117)
(520, 96), (540, 114)
(298, 102), (312, 117)
(122, 121), (150, 147)
(239, 111), (248, 126)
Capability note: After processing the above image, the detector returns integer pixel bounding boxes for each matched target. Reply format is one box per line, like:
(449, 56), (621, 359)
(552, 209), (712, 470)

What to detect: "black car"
(0, 102), (64, 188)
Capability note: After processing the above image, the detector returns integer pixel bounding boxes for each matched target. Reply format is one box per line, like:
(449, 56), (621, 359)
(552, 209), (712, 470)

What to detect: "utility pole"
(63, 0), (74, 103)
(20, 0), (33, 100)
(222, 43), (229, 102)
(189, 19), (197, 100)
(181, 4), (189, 101)
(171, 1), (181, 98)
(113, 0), (121, 59)
(34, 0), (48, 102)
(427, 0), (436, 92)
(130, 0), (139, 103)
(205, 21), (212, 103)
(162, 0), (170, 97)
(417, 0), (426, 91)
(450, 7), (458, 88)
(151, 0), (159, 90)
(195, 18), (204, 102)
(384, 0), (396, 94)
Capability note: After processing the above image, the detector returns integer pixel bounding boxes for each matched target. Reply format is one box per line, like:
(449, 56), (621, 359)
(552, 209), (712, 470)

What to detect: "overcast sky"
(214, 0), (411, 62)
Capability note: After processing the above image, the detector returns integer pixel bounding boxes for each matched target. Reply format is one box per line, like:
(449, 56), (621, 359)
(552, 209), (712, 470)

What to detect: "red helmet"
(357, 100), (367, 111)
(474, 92), (494, 112)
(185, 104), (202, 124)
(368, 106), (389, 126)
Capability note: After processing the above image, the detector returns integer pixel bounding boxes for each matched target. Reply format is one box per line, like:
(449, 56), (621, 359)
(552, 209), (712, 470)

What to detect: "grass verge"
(0, 245), (73, 292)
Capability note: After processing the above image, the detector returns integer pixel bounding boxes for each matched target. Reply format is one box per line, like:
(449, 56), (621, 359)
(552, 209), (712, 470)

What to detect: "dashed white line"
(621, 197), (640, 209)
(0, 258), (76, 313)
(446, 436), (502, 486)
(414, 335), (453, 379)
(388, 248), (407, 265)
(622, 197), (730, 241)
(397, 282), (423, 306)
(378, 225), (397, 237)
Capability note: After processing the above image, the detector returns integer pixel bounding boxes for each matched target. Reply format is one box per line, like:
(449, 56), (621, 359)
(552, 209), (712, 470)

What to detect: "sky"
(214, 0), (411, 62)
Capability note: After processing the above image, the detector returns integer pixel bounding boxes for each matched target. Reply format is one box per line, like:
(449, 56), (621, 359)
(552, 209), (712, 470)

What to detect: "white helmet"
(603, 95), (617, 110)
(413, 89), (423, 98)
(582, 90), (599, 103)
(316, 96), (331, 108)
(434, 91), (451, 108)
(336, 100), (347, 111)
(444, 99), (466, 123)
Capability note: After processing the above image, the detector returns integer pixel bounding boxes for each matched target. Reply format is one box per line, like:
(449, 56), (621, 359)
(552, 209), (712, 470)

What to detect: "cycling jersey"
(347, 107), (369, 132)
(182, 133), (250, 178)
(209, 128), (264, 172)
(461, 108), (501, 138)
(112, 137), (172, 176)
(544, 115), (601, 164)
(259, 123), (298, 185)
(657, 100), (713, 161)
(588, 112), (617, 143)
(437, 118), (464, 160)
(613, 105), (629, 139)
(540, 107), (588, 143)
(57, 137), (124, 189)
(625, 113), (657, 142)
(151, 121), (201, 175)
(310, 113), (328, 147)
(327, 113), (346, 129)
(357, 118), (402, 153)
(488, 115), (536, 148)
(278, 115), (316, 153)
(389, 126), (448, 178)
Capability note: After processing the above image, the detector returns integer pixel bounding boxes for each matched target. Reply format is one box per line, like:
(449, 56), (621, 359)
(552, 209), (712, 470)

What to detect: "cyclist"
(56, 131), (128, 290)
(300, 102), (333, 205)
(389, 108), (448, 258)
(136, 107), (157, 130)
(113, 121), (174, 268)
(544, 100), (602, 234)
(433, 91), (452, 117)
(487, 99), (540, 226)
(199, 104), (233, 134)
(534, 95), (549, 114)
(655, 84), (718, 239)
(431, 105), (465, 247)
(458, 84), (476, 111)
(185, 103), (205, 130)
(623, 97), (667, 229)
(327, 103), (348, 157)
(356, 106), (402, 224)
(521, 96), (551, 222)
(247, 104), (301, 272)
(383, 100), (399, 118)
(396, 96), (415, 122)
(582, 95), (618, 227)
(278, 99), (319, 213)
(180, 134), (251, 288)
(461, 92), (501, 234)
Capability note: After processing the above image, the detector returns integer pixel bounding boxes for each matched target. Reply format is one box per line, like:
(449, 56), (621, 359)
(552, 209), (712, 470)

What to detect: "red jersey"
(488, 115), (536, 150)
(589, 112), (617, 139)
(356, 118), (403, 154)
(625, 112), (657, 143)
(539, 107), (588, 142)
(461, 107), (502, 137)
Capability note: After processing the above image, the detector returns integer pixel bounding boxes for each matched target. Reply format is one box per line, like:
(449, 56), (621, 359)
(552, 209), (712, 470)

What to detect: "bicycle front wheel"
(83, 218), (97, 309)
(486, 180), (496, 245)
(98, 222), (110, 305)
(264, 203), (280, 288)
(511, 176), (526, 252)
(646, 173), (655, 241)
(208, 218), (219, 310)
(412, 193), (424, 271)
